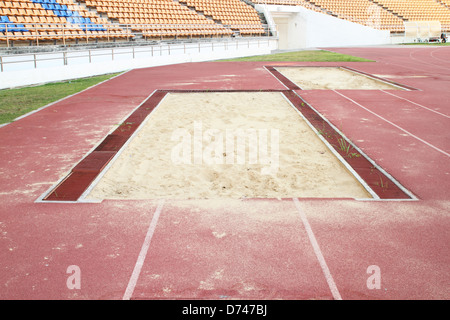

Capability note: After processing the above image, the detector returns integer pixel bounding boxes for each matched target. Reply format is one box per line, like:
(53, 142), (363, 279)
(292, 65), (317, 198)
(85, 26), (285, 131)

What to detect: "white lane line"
(293, 198), (343, 300)
(123, 199), (165, 300)
(430, 48), (450, 65)
(380, 90), (450, 119)
(409, 49), (450, 72)
(333, 90), (450, 158)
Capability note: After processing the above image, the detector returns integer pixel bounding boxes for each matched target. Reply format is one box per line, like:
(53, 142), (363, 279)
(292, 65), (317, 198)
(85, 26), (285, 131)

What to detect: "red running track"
(0, 47), (449, 300)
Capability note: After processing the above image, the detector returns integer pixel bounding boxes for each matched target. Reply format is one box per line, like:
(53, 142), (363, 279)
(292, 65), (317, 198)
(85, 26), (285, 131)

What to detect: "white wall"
(0, 38), (278, 89)
(256, 4), (390, 49)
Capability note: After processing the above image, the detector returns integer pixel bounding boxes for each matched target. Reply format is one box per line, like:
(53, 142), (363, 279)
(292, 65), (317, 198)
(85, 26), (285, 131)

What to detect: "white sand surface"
(86, 92), (372, 200)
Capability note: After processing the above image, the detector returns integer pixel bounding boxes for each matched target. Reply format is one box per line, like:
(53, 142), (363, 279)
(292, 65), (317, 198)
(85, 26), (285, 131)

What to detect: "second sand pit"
(276, 67), (402, 90)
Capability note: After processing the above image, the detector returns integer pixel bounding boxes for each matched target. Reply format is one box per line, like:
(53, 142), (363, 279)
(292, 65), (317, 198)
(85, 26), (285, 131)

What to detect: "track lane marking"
(380, 89), (450, 119)
(123, 199), (165, 300)
(333, 90), (450, 158)
(293, 198), (342, 300)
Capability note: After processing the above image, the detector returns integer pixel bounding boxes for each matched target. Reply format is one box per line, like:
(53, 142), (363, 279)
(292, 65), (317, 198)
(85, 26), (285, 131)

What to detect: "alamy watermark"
(66, 265), (81, 290)
(366, 4), (382, 30)
(170, 121), (280, 175)
(366, 265), (381, 290)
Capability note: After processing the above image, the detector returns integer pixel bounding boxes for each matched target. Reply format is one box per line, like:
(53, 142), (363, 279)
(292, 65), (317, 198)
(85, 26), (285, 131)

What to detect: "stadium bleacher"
(1, 0), (449, 46)
(0, 0), (128, 45)
(178, 0), (265, 35)
(372, 0), (450, 25)
(82, 0), (234, 39)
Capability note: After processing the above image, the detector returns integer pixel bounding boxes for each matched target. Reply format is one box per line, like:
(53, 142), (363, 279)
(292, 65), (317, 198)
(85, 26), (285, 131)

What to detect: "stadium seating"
(372, 0), (450, 26)
(309, 0), (404, 32)
(253, 0), (404, 32)
(179, 0), (265, 35)
(80, 0), (234, 39)
(252, 0), (450, 32)
(1, 0), (449, 46)
(0, 0), (128, 45)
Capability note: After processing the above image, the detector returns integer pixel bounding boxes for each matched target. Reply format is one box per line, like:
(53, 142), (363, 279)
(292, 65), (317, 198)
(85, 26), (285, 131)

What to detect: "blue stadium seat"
(0, 19), (28, 33)
(25, 0), (106, 34)
(15, 24), (28, 32)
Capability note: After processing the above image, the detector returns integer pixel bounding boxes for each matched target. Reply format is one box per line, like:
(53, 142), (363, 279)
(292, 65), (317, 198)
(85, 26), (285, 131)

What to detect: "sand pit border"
(283, 90), (417, 201)
(268, 65), (418, 91)
(37, 87), (416, 203)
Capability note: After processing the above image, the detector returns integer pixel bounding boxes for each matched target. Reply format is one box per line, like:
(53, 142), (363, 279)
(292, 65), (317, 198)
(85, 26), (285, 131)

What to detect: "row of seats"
(3, 0), (265, 44)
(80, 0), (235, 38)
(372, 0), (450, 25)
(1, 15), (28, 31)
(1, 0), (129, 44)
(179, 0), (265, 35)
(301, 0), (405, 31)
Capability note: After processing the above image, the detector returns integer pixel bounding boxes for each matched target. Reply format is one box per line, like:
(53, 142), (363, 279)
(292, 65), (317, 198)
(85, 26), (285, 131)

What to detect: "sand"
(276, 67), (401, 90)
(85, 92), (372, 200)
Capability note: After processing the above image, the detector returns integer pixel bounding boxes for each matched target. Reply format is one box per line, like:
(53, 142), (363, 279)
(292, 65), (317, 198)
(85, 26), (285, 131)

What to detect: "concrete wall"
(0, 38), (278, 89)
(256, 4), (391, 49)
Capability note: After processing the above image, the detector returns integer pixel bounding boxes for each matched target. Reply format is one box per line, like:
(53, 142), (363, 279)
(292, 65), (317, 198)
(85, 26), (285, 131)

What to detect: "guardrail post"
(62, 24), (66, 46)
(34, 54), (37, 68)
(35, 25), (39, 46)
(6, 24), (9, 48)
(0, 56), (3, 72)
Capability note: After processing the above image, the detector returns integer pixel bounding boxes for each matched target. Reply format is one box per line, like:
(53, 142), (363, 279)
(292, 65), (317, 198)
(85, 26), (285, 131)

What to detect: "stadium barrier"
(0, 36), (278, 88)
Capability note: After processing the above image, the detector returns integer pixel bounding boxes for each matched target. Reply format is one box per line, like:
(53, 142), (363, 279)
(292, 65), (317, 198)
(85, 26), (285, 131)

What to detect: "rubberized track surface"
(0, 46), (449, 300)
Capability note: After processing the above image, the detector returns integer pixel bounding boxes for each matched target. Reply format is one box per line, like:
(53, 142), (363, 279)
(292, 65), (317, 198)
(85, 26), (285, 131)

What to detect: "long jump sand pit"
(85, 91), (372, 200)
(275, 67), (403, 90)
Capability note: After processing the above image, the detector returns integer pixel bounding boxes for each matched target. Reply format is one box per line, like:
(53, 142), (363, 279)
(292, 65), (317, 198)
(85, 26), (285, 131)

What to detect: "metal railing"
(0, 35), (277, 73)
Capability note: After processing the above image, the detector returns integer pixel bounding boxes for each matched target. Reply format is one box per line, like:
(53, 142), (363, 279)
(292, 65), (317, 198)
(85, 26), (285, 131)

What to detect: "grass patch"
(217, 50), (373, 62)
(0, 72), (121, 124)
